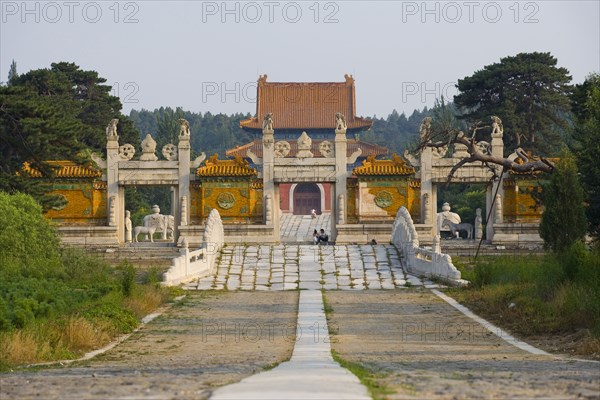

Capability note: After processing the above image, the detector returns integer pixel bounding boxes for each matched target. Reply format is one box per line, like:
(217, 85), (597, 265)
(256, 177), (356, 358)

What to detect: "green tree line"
(2, 55), (599, 239)
(128, 106), (432, 159)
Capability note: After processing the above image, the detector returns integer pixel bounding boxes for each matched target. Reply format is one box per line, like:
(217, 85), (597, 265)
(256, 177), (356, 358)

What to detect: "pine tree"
(7, 60), (18, 85)
(571, 74), (600, 237)
(0, 62), (140, 209)
(454, 52), (572, 154)
(539, 151), (587, 252)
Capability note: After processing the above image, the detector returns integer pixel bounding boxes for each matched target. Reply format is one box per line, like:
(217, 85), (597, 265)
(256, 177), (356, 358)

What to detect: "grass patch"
(448, 243), (600, 357)
(331, 350), (394, 400)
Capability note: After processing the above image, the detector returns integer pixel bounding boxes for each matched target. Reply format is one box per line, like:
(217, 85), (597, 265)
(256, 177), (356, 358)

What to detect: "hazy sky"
(1, 1), (599, 117)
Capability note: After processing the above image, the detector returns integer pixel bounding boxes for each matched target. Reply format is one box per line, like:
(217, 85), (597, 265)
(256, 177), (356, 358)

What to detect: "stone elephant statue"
(142, 214), (175, 241)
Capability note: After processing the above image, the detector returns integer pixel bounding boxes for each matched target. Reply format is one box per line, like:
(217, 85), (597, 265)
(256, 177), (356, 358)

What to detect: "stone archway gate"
(418, 124), (505, 242)
(101, 119), (202, 244)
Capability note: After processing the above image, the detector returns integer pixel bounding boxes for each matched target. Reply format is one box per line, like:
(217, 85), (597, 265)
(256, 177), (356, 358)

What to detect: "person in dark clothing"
(318, 228), (328, 244)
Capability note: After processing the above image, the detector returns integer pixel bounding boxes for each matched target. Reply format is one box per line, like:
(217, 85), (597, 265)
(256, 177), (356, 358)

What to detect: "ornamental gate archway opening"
(101, 119), (198, 245)
(435, 182), (487, 239)
(122, 184), (178, 243)
(417, 119), (506, 242)
(259, 123), (358, 243)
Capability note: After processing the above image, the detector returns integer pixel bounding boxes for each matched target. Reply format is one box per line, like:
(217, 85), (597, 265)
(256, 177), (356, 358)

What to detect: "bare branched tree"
(416, 116), (555, 183)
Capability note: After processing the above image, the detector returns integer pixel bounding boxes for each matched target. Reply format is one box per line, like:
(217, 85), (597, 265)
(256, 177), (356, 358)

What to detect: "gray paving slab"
(188, 243), (419, 291)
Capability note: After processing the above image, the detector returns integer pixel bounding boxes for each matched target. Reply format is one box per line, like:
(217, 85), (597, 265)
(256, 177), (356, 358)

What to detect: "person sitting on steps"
(313, 229), (319, 244)
(317, 228), (329, 245)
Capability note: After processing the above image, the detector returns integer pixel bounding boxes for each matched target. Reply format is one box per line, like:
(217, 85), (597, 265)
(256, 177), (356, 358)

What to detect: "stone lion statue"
(179, 118), (190, 137)
(262, 113), (274, 130)
(335, 112), (347, 130)
(491, 116), (503, 137)
(106, 119), (119, 138)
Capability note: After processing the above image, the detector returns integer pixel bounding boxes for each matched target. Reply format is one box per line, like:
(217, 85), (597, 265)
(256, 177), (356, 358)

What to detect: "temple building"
(229, 74), (386, 215)
(29, 74), (547, 247)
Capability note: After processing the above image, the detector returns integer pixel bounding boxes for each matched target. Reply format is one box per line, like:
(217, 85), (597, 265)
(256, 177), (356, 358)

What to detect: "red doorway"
(293, 183), (321, 215)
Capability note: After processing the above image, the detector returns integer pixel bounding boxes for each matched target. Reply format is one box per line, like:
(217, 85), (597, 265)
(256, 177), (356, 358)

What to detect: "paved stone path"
(211, 290), (370, 400)
(280, 213), (331, 242)
(186, 244), (437, 291)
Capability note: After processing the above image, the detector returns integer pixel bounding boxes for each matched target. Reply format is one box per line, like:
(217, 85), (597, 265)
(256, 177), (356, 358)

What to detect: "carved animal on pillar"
(443, 219), (473, 240)
(335, 112), (347, 131)
(491, 116), (503, 137)
(106, 119), (119, 139)
(133, 226), (157, 242)
(262, 112), (274, 131)
(178, 118), (191, 138)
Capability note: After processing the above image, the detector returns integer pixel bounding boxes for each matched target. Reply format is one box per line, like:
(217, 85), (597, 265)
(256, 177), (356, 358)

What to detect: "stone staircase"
(186, 244), (438, 291)
(439, 240), (545, 257)
(81, 242), (181, 267)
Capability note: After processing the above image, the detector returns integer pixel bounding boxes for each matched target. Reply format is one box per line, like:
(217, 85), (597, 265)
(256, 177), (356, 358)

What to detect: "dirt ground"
(2, 288), (599, 400)
(0, 291), (299, 400)
(325, 289), (600, 399)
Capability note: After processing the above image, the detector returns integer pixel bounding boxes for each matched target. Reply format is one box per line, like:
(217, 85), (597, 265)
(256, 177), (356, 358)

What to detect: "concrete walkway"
(210, 290), (371, 400)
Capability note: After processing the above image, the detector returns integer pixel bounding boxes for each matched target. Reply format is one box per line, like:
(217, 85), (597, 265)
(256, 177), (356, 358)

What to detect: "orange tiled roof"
(240, 75), (373, 131)
(21, 161), (102, 178)
(353, 154), (415, 176)
(196, 154), (257, 177)
(226, 139), (388, 159)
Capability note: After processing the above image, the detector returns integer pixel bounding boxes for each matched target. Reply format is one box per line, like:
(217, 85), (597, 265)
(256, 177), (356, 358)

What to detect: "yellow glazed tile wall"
(190, 183), (203, 225)
(200, 180), (262, 222)
(346, 178), (358, 224)
(44, 181), (106, 225)
(408, 180), (421, 222)
(362, 179), (411, 219)
(504, 179), (543, 222)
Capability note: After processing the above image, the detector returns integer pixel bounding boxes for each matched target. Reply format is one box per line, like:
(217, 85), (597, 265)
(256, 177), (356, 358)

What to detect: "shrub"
(0, 193), (171, 369)
(118, 261), (136, 296)
(539, 152), (587, 253)
(0, 192), (62, 276)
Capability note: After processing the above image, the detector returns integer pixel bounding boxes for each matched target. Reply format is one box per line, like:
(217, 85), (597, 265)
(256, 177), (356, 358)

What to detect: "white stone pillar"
(420, 146), (434, 234)
(106, 132), (120, 240)
(334, 126), (348, 240)
(262, 127), (278, 237)
(488, 127), (505, 241)
(423, 193), (432, 225)
(178, 132), (191, 228)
